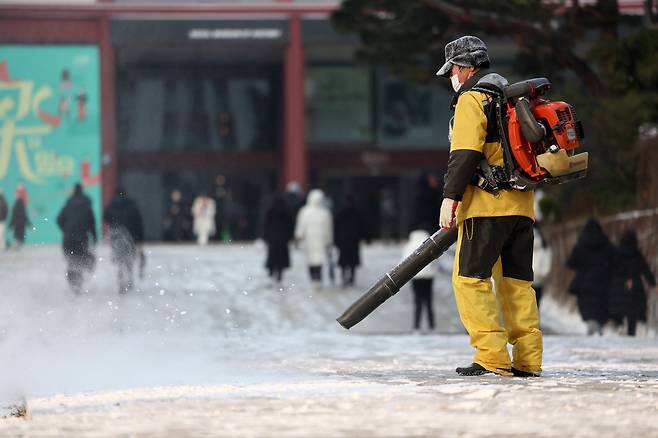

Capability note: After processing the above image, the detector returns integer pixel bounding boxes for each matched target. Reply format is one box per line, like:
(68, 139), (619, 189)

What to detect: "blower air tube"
(337, 226), (459, 330)
(516, 98), (546, 143)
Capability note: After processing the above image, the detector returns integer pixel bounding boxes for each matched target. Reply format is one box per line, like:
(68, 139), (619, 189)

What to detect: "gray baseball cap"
(436, 35), (489, 77)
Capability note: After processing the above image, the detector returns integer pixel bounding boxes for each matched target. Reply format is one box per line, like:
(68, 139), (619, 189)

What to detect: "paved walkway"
(1, 244), (657, 436)
(2, 334), (658, 437)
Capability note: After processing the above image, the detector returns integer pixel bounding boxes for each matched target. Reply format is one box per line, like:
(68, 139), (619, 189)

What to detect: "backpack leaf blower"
(337, 76), (588, 330)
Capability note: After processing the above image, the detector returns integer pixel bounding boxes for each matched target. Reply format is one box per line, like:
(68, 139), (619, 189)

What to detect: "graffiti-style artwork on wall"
(0, 45), (101, 244)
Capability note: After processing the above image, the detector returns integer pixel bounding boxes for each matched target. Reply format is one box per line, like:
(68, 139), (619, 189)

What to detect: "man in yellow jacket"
(436, 36), (542, 377)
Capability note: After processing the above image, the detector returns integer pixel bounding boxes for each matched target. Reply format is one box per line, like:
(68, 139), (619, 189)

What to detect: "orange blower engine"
(475, 77), (588, 191)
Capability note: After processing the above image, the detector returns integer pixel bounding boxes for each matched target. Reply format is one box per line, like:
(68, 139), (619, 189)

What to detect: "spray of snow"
(0, 241), (587, 406)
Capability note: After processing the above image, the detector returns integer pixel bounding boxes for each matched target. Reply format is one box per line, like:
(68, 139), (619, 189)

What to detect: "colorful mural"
(0, 45), (101, 245)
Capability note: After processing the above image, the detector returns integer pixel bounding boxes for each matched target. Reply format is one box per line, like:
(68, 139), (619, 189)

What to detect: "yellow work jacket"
(450, 90), (534, 224)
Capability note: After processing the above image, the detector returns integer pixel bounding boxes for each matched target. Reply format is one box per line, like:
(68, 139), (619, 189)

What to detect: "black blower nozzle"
(337, 226), (458, 329)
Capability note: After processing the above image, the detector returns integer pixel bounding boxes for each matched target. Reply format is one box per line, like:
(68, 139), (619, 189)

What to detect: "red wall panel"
(0, 19), (100, 43)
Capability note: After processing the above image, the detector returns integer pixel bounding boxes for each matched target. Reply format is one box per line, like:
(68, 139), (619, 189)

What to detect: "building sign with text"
(0, 45), (101, 245)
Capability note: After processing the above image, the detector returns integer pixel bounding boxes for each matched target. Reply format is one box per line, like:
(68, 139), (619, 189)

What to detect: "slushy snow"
(1, 242), (657, 437)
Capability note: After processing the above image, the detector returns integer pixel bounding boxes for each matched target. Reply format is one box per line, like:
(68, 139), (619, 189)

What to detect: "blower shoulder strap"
(471, 73), (509, 96)
(470, 73), (519, 194)
(472, 73), (509, 143)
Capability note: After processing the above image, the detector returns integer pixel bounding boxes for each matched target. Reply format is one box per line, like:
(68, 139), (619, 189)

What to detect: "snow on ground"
(1, 242), (657, 437)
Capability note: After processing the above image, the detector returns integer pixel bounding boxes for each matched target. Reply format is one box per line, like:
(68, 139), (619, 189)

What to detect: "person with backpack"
(437, 36), (541, 377)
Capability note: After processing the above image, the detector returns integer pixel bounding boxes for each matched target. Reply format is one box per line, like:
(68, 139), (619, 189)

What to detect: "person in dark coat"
(163, 189), (190, 241)
(566, 218), (616, 335)
(0, 189), (7, 250)
(263, 193), (294, 283)
(57, 183), (97, 294)
(285, 181), (305, 219)
(403, 224), (437, 333)
(609, 230), (656, 336)
(415, 171), (441, 231)
(103, 187), (144, 294)
(334, 194), (368, 287)
(9, 192), (30, 248)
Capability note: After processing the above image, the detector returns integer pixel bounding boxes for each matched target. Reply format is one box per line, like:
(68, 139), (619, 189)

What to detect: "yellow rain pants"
(452, 217), (543, 375)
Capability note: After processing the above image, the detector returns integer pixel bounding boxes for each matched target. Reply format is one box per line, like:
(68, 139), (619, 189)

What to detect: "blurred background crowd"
(1, 0), (658, 335)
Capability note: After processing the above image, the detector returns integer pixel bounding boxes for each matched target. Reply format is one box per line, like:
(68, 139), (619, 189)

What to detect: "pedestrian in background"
(567, 218), (615, 335)
(57, 183), (97, 294)
(285, 181), (305, 218)
(334, 194), (368, 287)
(0, 189), (7, 250)
(263, 193), (294, 284)
(415, 171), (441, 233)
(163, 189), (190, 242)
(103, 187), (144, 294)
(294, 189), (333, 290)
(402, 225), (436, 333)
(379, 188), (397, 243)
(9, 185), (30, 248)
(610, 230), (656, 336)
(192, 192), (216, 246)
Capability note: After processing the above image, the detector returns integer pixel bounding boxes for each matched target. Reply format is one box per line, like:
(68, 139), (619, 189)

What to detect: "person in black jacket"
(57, 183), (97, 293)
(334, 194), (368, 287)
(9, 193), (30, 248)
(103, 187), (144, 294)
(414, 171), (441, 232)
(0, 189), (7, 250)
(263, 193), (294, 283)
(609, 230), (656, 336)
(567, 218), (616, 335)
(163, 189), (190, 241)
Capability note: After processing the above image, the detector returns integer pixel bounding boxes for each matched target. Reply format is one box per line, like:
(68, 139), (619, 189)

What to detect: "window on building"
(119, 68), (277, 152)
(305, 65), (372, 147)
(376, 69), (452, 150)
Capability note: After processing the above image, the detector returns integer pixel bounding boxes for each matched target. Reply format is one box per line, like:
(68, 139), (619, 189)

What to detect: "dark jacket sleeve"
(442, 149), (482, 201)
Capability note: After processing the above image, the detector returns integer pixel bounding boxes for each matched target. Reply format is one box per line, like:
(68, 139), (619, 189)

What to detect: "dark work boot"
(511, 367), (541, 378)
(456, 363), (513, 376)
(456, 363), (490, 376)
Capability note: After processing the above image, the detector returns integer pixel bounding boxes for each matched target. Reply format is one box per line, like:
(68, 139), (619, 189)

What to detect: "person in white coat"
(192, 193), (216, 246)
(402, 227), (436, 332)
(295, 189), (333, 288)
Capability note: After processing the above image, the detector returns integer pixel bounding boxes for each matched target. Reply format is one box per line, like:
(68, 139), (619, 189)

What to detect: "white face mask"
(450, 73), (462, 92)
